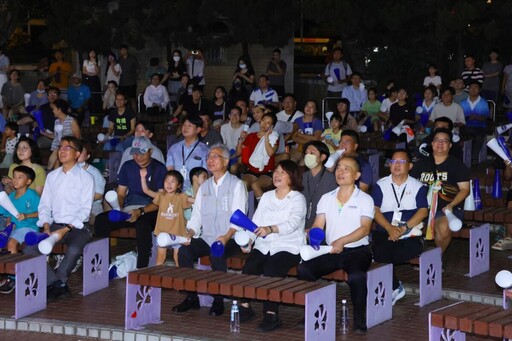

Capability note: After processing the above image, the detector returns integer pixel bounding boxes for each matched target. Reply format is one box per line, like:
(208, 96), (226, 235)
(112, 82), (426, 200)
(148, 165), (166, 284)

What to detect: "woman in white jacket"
(238, 159), (306, 332)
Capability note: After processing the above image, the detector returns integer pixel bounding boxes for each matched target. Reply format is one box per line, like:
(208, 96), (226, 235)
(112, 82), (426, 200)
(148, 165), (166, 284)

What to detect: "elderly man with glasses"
(173, 143), (248, 317)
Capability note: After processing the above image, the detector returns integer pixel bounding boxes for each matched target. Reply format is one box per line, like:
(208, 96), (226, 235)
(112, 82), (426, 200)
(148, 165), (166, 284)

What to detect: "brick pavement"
(0, 235), (509, 340)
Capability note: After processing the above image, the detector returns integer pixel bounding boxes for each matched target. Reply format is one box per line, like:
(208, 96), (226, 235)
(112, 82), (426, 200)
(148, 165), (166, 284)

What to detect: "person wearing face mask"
(162, 49), (188, 106)
(234, 56), (255, 92)
(228, 75), (250, 106)
(301, 141), (337, 229)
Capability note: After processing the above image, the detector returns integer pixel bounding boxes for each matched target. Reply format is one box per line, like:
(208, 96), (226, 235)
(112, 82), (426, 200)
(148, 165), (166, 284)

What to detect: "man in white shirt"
(249, 74), (279, 110)
(173, 144), (248, 317)
(36, 136), (94, 299)
(428, 86), (465, 127)
(298, 156), (374, 334)
(276, 93), (304, 122)
(324, 47), (352, 97)
(342, 72), (368, 114)
(185, 49), (206, 89)
(143, 73), (169, 115)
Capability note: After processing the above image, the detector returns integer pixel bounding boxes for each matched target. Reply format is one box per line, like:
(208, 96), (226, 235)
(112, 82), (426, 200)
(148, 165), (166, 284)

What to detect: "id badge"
(180, 165), (187, 179)
(392, 211), (402, 223)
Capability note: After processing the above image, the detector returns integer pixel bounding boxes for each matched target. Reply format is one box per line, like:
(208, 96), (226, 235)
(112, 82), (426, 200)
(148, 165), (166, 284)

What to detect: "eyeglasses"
(389, 159), (408, 165)
(206, 153), (227, 160)
(58, 145), (77, 151)
(433, 138), (451, 144)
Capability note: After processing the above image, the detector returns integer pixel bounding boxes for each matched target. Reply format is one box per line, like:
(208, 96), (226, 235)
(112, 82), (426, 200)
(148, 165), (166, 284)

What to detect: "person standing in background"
(185, 49), (206, 90)
(266, 49), (287, 98)
(0, 46), (10, 110)
(48, 50), (72, 92)
(481, 49), (503, 102)
(324, 47), (352, 99)
(118, 44), (139, 114)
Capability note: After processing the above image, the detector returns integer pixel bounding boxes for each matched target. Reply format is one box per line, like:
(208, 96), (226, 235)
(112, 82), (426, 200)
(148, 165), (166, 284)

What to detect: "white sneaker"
(71, 256), (83, 273)
(399, 226), (423, 240)
(392, 283), (405, 305)
(54, 255), (65, 269)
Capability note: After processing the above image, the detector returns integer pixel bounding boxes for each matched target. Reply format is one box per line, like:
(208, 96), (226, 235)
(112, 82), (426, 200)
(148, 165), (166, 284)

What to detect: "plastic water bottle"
(230, 300), (240, 333)
(340, 299), (349, 334)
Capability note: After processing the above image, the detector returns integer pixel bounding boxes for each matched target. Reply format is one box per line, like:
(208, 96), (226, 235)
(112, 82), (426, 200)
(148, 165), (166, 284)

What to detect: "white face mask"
(239, 63), (247, 69)
(173, 56), (181, 62)
(304, 154), (319, 169)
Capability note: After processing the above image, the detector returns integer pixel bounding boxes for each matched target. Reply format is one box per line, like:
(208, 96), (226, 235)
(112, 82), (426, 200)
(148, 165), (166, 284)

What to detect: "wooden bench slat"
(268, 280), (310, 302)
(110, 227), (136, 239)
(174, 270), (213, 291)
(473, 207), (496, 221)
(459, 305), (502, 333)
(430, 302), (470, 328)
(504, 322), (512, 339)
(138, 266), (172, 286)
(184, 270), (218, 291)
(294, 283), (331, 305)
(489, 315), (512, 338)
(484, 208), (508, 222)
(157, 267), (195, 288)
(128, 267), (160, 285)
(244, 277), (284, 300)
(232, 275), (261, 297)
(4, 254), (37, 274)
(207, 273), (244, 295)
(281, 281), (320, 304)
(474, 309), (512, 336)
(220, 274), (255, 296)
(444, 303), (493, 330)
(256, 278), (297, 301)
(196, 272), (228, 293)
(323, 269), (348, 281)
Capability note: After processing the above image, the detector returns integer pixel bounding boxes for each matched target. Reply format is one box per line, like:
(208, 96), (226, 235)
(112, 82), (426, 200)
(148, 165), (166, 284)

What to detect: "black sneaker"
(172, 296), (200, 313)
(239, 305), (255, 323)
(209, 297), (224, 316)
(0, 278), (15, 294)
(48, 283), (70, 300)
(257, 313), (282, 332)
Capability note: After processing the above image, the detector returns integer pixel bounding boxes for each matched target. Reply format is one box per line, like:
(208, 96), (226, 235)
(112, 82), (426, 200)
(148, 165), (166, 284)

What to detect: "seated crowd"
(0, 46), (503, 335)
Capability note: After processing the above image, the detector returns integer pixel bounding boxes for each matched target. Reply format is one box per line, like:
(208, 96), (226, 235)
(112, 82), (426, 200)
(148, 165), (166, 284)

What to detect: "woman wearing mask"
(233, 56), (254, 92)
(228, 75), (250, 106)
(163, 49), (187, 106)
(301, 141), (337, 229)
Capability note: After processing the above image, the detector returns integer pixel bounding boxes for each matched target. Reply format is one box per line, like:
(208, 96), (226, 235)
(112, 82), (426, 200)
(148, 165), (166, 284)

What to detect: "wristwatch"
(139, 207), (145, 215)
(268, 226), (273, 233)
(65, 224), (74, 231)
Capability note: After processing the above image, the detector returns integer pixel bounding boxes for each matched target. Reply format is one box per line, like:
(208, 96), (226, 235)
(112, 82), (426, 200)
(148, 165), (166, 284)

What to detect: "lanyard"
(306, 168), (326, 219)
(391, 183), (407, 209)
(182, 141), (199, 167)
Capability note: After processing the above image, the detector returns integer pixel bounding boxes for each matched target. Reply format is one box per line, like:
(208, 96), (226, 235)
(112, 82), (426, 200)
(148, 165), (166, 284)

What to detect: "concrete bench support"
(81, 238), (109, 296)
(466, 224), (489, 278)
(305, 283), (336, 340)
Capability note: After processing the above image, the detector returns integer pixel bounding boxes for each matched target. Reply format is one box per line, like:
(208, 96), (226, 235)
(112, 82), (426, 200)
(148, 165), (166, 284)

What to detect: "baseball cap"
(130, 136), (152, 155)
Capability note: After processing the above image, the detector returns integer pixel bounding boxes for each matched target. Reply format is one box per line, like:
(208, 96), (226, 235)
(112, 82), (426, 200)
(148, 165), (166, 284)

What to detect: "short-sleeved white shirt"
(316, 186), (374, 248)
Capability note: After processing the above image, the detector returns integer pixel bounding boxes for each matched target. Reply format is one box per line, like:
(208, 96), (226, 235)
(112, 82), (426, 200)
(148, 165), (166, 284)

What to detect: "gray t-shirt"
(302, 168), (338, 229)
(482, 61), (503, 92)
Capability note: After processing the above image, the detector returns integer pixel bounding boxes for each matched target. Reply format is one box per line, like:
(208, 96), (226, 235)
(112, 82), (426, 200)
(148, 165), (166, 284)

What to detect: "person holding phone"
(237, 112), (279, 200)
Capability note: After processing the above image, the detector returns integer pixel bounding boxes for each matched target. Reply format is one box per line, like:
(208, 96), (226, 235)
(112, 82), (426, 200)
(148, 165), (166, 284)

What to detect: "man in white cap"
(94, 136), (167, 268)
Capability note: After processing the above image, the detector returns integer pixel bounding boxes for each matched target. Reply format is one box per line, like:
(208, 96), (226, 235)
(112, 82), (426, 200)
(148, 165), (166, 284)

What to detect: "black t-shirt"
(208, 101), (230, 121)
(389, 102), (415, 126)
(167, 62), (187, 81)
(410, 155), (470, 210)
(39, 102), (57, 132)
(182, 97), (208, 116)
(108, 107), (135, 136)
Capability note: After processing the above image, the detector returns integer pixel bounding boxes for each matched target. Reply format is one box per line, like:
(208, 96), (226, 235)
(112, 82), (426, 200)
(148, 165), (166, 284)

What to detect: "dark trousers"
(371, 231), (423, 289)
(94, 210), (157, 268)
(178, 237), (239, 300)
(465, 126), (486, 162)
(241, 249), (300, 314)
(297, 245), (372, 330)
(24, 224), (91, 285)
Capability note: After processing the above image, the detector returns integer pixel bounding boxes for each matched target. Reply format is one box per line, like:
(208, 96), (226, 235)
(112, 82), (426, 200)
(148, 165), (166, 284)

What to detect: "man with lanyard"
(35, 136), (94, 299)
(371, 149), (428, 305)
(301, 141), (337, 229)
(166, 114), (208, 191)
(173, 144), (247, 316)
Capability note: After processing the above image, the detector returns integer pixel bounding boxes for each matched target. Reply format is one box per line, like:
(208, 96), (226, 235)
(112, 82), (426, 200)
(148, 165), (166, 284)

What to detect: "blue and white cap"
(130, 136), (152, 155)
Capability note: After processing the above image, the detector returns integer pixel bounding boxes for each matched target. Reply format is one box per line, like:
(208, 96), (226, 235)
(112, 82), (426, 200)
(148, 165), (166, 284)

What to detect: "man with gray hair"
(173, 143), (248, 317)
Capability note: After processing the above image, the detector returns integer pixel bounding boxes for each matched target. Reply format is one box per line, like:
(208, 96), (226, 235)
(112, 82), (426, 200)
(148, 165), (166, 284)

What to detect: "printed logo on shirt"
(161, 203), (179, 220)
(419, 171), (448, 183)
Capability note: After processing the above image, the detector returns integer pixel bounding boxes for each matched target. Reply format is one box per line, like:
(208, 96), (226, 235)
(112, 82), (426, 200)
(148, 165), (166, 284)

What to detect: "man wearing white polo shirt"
(297, 155), (374, 334)
(249, 74), (279, 110)
(371, 149), (428, 305)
